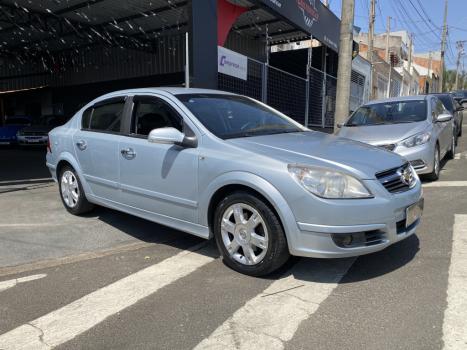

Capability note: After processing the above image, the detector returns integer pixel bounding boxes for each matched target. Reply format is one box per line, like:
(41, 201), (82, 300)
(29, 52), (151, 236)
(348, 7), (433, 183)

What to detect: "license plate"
(406, 199), (424, 228)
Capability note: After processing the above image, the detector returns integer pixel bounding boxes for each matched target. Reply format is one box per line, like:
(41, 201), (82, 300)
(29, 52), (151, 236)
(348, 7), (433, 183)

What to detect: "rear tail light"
(47, 136), (52, 153)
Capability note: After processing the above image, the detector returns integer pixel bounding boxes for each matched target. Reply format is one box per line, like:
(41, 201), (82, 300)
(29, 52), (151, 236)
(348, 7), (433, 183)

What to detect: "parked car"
(47, 88), (423, 276)
(338, 95), (456, 181)
(17, 115), (67, 146)
(0, 116), (31, 145)
(432, 93), (463, 138)
(450, 90), (467, 103)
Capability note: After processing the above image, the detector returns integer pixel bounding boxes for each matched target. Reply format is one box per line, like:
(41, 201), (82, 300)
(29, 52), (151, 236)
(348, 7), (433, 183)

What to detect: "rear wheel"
(213, 192), (289, 276)
(425, 145), (440, 181)
(447, 134), (456, 160)
(59, 166), (94, 215)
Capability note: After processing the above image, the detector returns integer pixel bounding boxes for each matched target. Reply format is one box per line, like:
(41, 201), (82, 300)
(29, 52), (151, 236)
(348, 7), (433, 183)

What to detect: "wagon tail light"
(47, 136), (52, 153)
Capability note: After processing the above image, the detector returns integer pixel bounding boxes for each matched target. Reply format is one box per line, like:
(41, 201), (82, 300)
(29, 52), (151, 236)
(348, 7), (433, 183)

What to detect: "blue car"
(0, 116), (32, 145)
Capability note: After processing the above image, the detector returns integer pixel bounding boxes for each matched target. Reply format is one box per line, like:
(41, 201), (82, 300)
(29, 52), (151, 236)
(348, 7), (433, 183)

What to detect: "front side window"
(82, 99), (125, 133)
(131, 97), (183, 137)
(346, 100), (427, 127)
(177, 94), (304, 139)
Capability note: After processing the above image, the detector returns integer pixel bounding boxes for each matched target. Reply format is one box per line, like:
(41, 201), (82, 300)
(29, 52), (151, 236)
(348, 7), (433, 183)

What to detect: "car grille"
(378, 144), (396, 152)
(22, 131), (46, 136)
(376, 163), (412, 194)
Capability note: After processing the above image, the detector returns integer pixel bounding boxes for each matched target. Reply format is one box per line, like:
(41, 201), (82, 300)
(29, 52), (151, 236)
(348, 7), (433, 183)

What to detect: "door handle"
(76, 140), (87, 150)
(121, 148), (136, 159)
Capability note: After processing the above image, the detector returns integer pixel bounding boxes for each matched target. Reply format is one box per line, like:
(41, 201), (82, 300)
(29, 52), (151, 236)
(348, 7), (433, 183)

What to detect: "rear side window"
(82, 109), (92, 129)
(82, 98), (125, 133)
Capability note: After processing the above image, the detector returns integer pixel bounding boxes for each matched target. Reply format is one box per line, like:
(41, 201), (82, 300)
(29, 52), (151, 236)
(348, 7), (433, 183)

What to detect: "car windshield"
(5, 117), (30, 126)
(346, 100), (427, 127)
(177, 94), (304, 139)
(32, 116), (63, 127)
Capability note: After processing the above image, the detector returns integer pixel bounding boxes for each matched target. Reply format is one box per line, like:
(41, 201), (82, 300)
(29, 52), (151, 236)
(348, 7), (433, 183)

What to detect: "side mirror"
(457, 106), (465, 112)
(436, 113), (453, 123)
(148, 127), (197, 148)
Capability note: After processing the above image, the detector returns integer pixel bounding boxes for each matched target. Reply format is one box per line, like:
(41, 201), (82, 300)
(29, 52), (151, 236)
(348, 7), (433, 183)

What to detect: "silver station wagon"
(46, 88), (423, 276)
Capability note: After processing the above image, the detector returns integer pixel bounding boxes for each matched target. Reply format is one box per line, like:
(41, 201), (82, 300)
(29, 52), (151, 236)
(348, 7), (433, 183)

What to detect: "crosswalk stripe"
(0, 243), (215, 350)
(194, 258), (354, 350)
(443, 215), (467, 350)
(0, 274), (46, 293)
(423, 181), (467, 188)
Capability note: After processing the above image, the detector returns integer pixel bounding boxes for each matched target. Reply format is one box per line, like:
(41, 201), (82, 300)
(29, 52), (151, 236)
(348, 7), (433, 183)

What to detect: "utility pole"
(386, 16), (392, 98)
(368, 0), (376, 99)
(455, 41), (465, 90)
(407, 33), (413, 94)
(428, 51), (433, 93)
(334, 0), (355, 131)
(439, 0), (448, 92)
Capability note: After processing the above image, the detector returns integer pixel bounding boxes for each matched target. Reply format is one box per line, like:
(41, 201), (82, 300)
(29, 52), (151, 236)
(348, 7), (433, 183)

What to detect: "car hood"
(338, 121), (429, 145)
(21, 125), (53, 133)
(228, 131), (405, 179)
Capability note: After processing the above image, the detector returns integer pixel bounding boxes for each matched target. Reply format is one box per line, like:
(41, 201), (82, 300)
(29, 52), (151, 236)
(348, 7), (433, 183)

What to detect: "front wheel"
(425, 145), (440, 181)
(447, 134), (457, 160)
(59, 166), (94, 215)
(213, 192), (289, 276)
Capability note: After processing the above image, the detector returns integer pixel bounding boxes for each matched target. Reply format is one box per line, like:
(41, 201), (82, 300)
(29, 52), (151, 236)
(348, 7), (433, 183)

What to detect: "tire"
(58, 166), (94, 215)
(447, 134), (456, 160)
(425, 144), (440, 181)
(213, 191), (289, 276)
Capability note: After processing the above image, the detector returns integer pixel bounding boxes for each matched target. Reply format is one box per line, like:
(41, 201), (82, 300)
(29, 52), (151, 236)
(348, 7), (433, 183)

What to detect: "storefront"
(0, 0), (341, 126)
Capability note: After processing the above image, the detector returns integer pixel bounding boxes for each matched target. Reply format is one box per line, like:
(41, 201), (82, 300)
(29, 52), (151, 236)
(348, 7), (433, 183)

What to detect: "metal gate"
(218, 57), (337, 129)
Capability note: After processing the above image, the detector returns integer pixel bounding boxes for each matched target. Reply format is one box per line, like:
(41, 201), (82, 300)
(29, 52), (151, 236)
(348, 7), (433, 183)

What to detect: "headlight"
(288, 165), (373, 199)
(401, 132), (431, 148)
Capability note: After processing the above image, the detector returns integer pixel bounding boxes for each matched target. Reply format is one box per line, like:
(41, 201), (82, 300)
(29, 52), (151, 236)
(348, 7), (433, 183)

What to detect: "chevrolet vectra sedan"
(46, 88), (423, 276)
(338, 95), (456, 181)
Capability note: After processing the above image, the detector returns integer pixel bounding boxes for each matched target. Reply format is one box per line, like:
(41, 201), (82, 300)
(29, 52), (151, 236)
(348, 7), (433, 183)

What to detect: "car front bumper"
(17, 135), (48, 145)
(286, 180), (423, 259)
(394, 143), (435, 175)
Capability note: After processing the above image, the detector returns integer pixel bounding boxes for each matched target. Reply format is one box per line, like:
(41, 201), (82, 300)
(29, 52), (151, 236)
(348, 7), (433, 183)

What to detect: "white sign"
(218, 46), (248, 81)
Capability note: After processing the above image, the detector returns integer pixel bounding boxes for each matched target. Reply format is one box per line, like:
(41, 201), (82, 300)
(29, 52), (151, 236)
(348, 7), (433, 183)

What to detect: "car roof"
(97, 87), (236, 99)
(365, 95), (429, 105)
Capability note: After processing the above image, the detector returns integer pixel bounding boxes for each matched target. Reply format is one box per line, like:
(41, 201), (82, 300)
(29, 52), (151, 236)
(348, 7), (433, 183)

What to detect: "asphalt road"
(0, 128), (466, 350)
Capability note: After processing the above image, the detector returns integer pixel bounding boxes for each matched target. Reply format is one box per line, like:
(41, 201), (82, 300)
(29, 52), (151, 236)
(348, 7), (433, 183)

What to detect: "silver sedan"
(338, 95), (456, 181)
(46, 88), (423, 276)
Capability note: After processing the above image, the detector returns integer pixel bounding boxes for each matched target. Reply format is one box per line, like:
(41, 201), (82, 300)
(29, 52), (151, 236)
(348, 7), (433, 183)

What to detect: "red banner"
(217, 0), (247, 46)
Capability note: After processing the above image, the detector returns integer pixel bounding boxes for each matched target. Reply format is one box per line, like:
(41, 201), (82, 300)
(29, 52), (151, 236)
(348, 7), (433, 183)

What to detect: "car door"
(432, 97), (452, 155)
(118, 95), (199, 223)
(72, 96), (127, 202)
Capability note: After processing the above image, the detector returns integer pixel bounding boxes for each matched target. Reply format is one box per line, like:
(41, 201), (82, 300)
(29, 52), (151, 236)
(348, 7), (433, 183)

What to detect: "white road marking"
(0, 243), (215, 350)
(0, 274), (47, 293)
(443, 215), (467, 350)
(194, 258), (354, 350)
(454, 153), (461, 160)
(423, 181), (467, 188)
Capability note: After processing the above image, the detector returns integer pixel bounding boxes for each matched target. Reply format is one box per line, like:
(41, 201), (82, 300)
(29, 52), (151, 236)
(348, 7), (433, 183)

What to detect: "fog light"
(332, 234), (353, 247)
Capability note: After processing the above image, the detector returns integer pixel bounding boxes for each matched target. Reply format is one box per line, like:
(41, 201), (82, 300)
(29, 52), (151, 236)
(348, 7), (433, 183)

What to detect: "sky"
(328, 0), (467, 69)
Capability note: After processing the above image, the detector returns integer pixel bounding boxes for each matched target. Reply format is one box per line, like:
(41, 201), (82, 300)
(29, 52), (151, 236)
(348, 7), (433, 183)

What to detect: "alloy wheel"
(434, 148), (440, 177)
(61, 170), (80, 208)
(220, 203), (269, 266)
